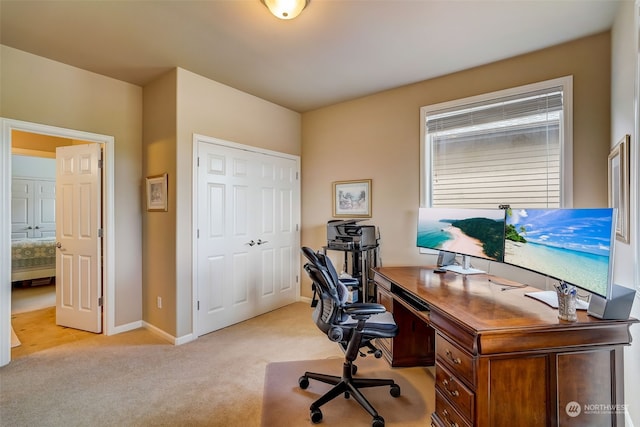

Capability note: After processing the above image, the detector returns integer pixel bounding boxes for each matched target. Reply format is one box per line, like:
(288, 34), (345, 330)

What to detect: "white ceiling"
(0, 0), (622, 112)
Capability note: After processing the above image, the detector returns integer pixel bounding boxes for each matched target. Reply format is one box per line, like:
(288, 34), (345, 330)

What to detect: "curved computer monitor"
(417, 207), (506, 273)
(504, 208), (616, 299)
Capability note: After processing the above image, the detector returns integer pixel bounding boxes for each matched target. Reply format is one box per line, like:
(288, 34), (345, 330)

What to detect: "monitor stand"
(441, 255), (485, 275)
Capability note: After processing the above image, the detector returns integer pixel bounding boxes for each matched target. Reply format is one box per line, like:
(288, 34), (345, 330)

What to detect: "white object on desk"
(525, 290), (589, 311)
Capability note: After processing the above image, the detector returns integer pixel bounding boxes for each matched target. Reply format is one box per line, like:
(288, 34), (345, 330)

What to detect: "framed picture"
(146, 173), (168, 212)
(608, 135), (630, 243)
(332, 179), (372, 218)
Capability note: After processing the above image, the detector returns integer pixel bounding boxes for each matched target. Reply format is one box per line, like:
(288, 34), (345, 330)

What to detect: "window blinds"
(426, 87), (563, 209)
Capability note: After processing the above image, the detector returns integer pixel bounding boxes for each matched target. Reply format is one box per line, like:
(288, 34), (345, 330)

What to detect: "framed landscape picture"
(333, 179), (372, 218)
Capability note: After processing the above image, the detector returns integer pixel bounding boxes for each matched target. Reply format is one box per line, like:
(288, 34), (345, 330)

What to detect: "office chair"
(299, 247), (400, 427)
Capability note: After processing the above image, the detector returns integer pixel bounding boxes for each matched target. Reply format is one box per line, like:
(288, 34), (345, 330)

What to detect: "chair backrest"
(301, 247), (349, 334)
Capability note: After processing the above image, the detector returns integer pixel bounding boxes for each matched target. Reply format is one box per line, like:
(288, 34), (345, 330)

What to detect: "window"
(420, 77), (572, 209)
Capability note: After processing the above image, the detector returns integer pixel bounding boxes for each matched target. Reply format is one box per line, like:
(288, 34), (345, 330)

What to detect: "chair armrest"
(343, 303), (386, 317)
(339, 278), (359, 287)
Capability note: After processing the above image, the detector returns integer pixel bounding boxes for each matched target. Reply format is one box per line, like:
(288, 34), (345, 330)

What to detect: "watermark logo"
(565, 401), (581, 417)
(565, 401), (627, 418)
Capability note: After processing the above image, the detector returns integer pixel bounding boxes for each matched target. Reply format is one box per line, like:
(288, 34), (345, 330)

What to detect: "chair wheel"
(374, 349), (382, 358)
(351, 364), (358, 375)
(372, 415), (385, 427)
(310, 407), (323, 424)
(390, 384), (401, 397)
(299, 376), (309, 389)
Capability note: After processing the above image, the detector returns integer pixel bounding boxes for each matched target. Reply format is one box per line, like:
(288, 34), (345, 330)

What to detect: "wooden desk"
(373, 266), (637, 427)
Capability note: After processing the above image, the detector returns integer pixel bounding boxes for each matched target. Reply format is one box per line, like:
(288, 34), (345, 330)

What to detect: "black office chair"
(299, 247), (400, 427)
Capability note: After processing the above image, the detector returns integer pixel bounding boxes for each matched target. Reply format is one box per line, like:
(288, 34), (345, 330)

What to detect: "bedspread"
(11, 238), (57, 270)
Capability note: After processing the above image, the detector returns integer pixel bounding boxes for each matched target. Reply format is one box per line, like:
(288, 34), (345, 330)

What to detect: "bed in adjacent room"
(11, 237), (56, 283)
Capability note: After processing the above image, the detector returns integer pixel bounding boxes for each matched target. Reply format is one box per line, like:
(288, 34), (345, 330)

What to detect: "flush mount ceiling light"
(261, 0), (310, 20)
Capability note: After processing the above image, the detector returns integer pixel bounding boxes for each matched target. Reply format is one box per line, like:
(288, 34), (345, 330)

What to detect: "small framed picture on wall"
(146, 173), (168, 212)
(332, 179), (372, 218)
(608, 135), (630, 243)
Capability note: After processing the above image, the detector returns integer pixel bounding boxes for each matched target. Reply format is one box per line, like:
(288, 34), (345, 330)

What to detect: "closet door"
(11, 178), (56, 239)
(11, 179), (34, 239)
(33, 180), (56, 238)
(195, 140), (299, 335)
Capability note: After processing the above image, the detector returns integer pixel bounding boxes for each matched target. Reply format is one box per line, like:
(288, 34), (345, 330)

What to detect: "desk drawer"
(435, 363), (474, 420)
(436, 333), (475, 388)
(434, 389), (472, 427)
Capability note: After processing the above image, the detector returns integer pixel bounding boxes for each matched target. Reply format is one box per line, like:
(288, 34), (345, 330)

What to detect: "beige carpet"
(261, 356), (434, 426)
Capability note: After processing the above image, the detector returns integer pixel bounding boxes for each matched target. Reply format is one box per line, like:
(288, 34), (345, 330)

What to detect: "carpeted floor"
(261, 356), (434, 426)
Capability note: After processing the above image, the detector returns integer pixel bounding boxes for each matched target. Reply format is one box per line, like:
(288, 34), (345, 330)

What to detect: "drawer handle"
(442, 409), (459, 427)
(445, 349), (461, 365)
(442, 377), (460, 397)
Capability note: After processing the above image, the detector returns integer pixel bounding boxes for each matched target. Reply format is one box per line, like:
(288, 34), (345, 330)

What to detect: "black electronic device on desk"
(326, 219), (380, 303)
(326, 219), (378, 250)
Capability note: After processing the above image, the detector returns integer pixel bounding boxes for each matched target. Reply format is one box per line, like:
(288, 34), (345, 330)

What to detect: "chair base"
(299, 361), (400, 426)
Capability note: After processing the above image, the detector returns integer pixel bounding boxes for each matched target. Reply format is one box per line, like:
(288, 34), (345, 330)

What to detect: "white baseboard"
(108, 320), (142, 336)
(142, 321), (196, 345)
(298, 296), (312, 305)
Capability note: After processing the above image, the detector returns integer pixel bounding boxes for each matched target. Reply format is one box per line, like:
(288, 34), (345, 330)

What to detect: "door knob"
(55, 242), (62, 249)
(247, 240), (256, 246)
(256, 239), (269, 245)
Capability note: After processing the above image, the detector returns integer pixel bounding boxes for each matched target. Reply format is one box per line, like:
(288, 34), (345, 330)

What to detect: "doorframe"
(191, 133), (301, 338)
(0, 118), (115, 367)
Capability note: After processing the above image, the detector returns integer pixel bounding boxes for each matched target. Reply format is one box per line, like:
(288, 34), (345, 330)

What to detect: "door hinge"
(296, 223), (299, 232)
(98, 296), (103, 307)
(197, 229), (199, 238)
(98, 159), (103, 169)
(197, 301), (200, 310)
(296, 171), (299, 180)
(98, 228), (103, 238)
(296, 275), (299, 283)
(197, 157), (200, 167)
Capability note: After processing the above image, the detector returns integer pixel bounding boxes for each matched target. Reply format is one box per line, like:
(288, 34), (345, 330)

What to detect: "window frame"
(419, 76), (573, 209)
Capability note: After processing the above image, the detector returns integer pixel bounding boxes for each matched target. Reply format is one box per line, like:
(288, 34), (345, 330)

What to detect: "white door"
(196, 140), (299, 335)
(55, 144), (102, 333)
(10, 179), (33, 239)
(33, 180), (56, 238)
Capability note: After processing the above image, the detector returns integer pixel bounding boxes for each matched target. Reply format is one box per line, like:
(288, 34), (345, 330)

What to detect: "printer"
(327, 219), (378, 250)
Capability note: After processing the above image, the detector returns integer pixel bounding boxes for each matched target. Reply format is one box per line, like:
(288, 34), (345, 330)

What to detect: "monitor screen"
(417, 207), (506, 262)
(504, 208), (616, 299)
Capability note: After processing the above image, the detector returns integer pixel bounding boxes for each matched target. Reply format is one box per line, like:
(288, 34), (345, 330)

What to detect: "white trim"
(191, 133), (301, 339)
(0, 118), (116, 367)
(419, 76), (573, 208)
(635, 0), (640, 298)
(142, 321), (196, 345)
(110, 320), (143, 335)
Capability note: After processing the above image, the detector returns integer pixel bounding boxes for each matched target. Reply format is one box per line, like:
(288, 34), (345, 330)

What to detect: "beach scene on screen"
(417, 208), (505, 261)
(504, 208), (614, 297)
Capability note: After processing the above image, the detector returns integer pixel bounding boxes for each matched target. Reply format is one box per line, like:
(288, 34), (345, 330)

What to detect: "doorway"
(0, 118), (116, 367)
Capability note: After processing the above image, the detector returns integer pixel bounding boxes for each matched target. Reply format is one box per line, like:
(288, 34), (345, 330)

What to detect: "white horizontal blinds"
(427, 87), (563, 209)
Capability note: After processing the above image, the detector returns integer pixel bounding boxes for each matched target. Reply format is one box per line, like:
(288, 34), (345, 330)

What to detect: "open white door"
(55, 143), (102, 333)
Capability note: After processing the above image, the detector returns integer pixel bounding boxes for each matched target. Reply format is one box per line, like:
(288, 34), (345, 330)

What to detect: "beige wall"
(1, 45), (143, 327)
(142, 69), (178, 335)
(611, 1), (639, 424)
(301, 32), (611, 299)
(140, 68), (301, 338)
(174, 68), (301, 338)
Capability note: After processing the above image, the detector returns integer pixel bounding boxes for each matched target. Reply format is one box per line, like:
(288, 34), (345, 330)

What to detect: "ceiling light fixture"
(261, 0), (310, 20)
